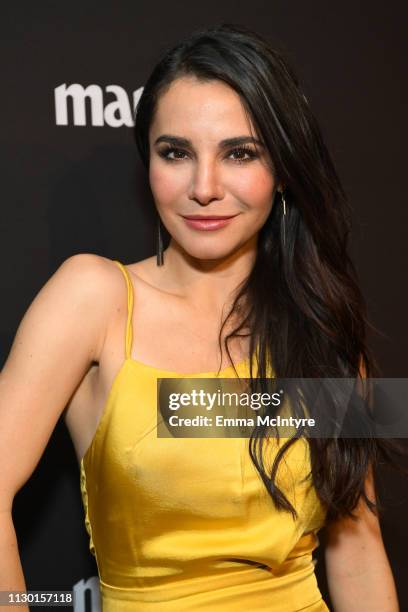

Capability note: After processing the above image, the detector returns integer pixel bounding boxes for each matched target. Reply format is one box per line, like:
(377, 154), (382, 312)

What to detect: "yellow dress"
(79, 260), (329, 611)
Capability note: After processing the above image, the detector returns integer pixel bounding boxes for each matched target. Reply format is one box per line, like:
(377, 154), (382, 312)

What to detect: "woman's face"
(148, 76), (279, 261)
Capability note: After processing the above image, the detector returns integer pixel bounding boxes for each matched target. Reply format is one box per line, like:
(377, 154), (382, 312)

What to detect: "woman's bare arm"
(0, 253), (113, 607)
(324, 357), (399, 610)
(324, 465), (399, 611)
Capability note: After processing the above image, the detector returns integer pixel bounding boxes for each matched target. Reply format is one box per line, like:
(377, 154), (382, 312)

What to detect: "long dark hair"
(134, 23), (406, 525)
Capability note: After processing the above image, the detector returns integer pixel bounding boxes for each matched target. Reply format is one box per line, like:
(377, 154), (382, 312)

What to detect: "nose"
(188, 157), (225, 205)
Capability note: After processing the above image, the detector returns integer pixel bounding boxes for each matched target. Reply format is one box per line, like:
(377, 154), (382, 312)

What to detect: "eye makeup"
(157, 145), (260, 164)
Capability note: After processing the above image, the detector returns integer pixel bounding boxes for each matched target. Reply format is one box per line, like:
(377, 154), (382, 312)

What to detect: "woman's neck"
(159, 236), (257, 314)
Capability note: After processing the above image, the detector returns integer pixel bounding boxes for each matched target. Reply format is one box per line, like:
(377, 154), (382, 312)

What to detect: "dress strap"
(113, 260), (134, 360)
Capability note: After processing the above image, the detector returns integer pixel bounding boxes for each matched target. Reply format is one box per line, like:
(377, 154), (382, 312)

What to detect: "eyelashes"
(157, 145), (260, 164)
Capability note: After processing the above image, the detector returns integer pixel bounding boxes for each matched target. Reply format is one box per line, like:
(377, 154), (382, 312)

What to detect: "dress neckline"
(79, 355), (252, 466)
(125, 355), (250, 377)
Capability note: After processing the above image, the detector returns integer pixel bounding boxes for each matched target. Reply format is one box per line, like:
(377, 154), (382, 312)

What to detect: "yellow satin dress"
(79, 260), (329, 611)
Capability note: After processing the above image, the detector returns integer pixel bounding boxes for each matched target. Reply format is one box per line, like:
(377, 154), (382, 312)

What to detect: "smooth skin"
(0, 76), (399, 611)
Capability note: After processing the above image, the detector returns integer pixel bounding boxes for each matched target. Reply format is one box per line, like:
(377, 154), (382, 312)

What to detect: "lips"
(181, 213), (239, 231)
(182, 214), (238, 220)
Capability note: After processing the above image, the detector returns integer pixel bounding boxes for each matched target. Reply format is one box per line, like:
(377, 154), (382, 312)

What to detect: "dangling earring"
(281, 190), (287, 247)
(156, 213), (164, 266)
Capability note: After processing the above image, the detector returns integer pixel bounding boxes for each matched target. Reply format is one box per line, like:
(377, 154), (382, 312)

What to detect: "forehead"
(150, 76), (257, 140)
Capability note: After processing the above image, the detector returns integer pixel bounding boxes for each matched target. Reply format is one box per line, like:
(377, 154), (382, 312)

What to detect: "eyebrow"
(153, 134), (265, 148)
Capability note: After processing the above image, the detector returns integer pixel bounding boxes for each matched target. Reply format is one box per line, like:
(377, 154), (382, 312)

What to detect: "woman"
(0, 23), (402, 611)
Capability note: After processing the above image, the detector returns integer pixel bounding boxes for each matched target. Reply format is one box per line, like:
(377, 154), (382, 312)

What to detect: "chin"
(181, 242), (244, 262)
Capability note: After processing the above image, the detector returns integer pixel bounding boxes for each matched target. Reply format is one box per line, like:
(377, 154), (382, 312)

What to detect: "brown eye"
(158, 147), (189, 161)
(228, 146), (258, 162)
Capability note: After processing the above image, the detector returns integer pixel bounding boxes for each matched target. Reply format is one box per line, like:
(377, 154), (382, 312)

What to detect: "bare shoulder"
(56, 252), (125, 308)
(56, 252), (119, 293)
(55, 253), (146, 358)
(40, 252), (112, 302)
(2, 253), (121, 376)
(0, 253), (131, 502)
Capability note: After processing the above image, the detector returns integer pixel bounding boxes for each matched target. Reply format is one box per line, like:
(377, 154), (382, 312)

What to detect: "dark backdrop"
(1, 2), (407, 610)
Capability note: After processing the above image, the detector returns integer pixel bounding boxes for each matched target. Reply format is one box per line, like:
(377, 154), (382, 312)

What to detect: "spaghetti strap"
(113, 260), (134, 360)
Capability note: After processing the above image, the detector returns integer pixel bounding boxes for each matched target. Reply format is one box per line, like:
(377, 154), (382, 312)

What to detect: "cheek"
(149, 163), (186, 205)
(230, 168), (275, 208)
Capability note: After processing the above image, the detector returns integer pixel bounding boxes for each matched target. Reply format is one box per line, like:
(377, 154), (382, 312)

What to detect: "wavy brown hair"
(134, 23), (406, 525)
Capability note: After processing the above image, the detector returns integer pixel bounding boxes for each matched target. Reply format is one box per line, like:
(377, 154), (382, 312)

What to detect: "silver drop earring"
(281, 190), (287, 247)
(156, 213), (164, 266)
